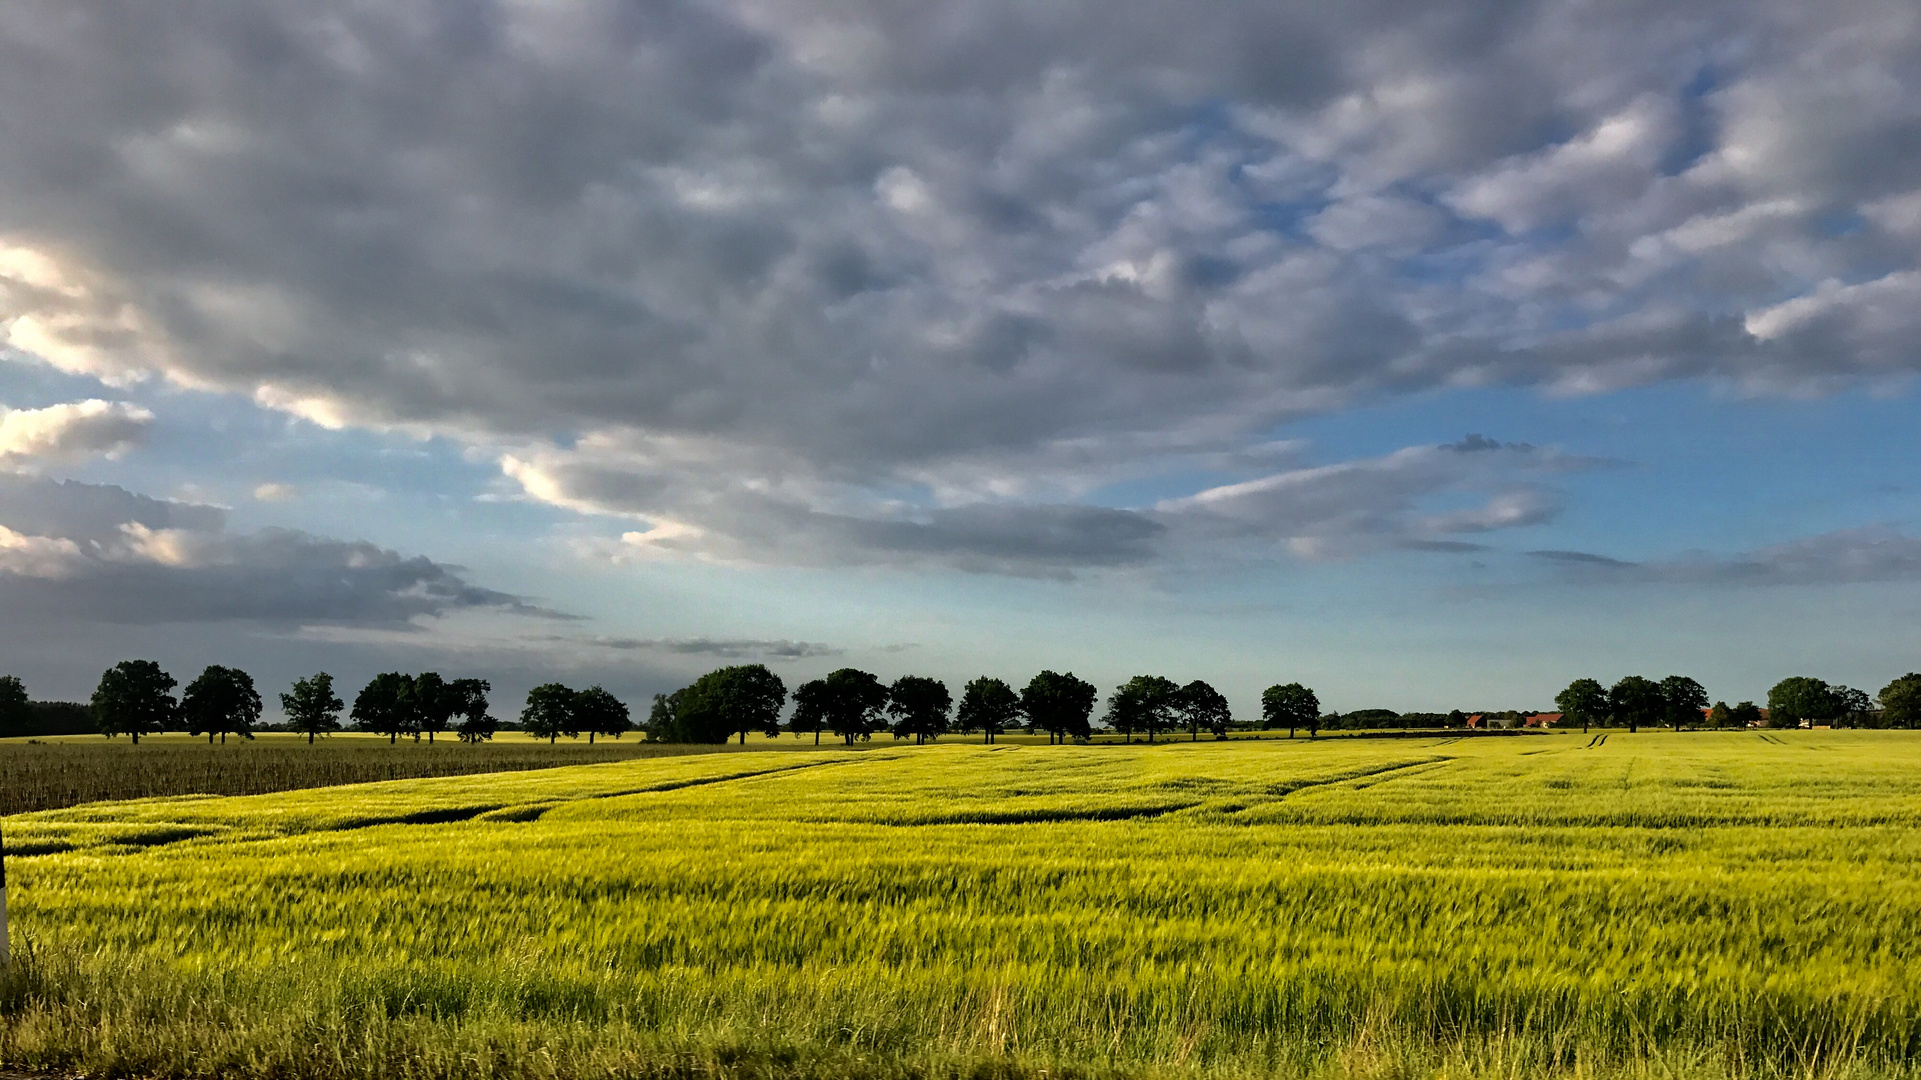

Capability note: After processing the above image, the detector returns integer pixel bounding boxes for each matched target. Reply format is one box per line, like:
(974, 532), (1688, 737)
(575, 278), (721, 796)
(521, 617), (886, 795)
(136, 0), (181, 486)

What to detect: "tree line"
(1554, 673), (1921, 731)
(15, 660), (1921, 747)
(23, 660), (1327, 746)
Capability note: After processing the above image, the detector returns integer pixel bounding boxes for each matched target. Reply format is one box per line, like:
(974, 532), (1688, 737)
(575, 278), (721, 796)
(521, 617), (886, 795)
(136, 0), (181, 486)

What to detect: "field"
(3, 731), (1919, 1080)
(0, 733), (793, 816)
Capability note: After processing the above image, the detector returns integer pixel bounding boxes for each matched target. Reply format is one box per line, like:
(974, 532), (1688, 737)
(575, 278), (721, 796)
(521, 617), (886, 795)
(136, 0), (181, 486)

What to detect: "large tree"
(958, 676), (1021, 744)
(646, 691), (683, 742)
(281, 673), (343, 744)
(409, 672), (457, 743)
(1021, 671), (1098, 744)
(1831, 685), (1873, 728)
(1660, 675), (1708, 731)
(1879, 673), (1921, 729)
(1261, 682), (1320, 738)
(1178, 680), (1232, 741)
(573, 685), (630, 744)
(1554, 678), (1608, 734)
(657, 665), (789, 744)
(1608, 676), (1664, 733)
(520, 683), (576, 744)
(181, 665), (262, 744)
(1106, 676), (1181, 743)
(1728, 701), (1764, 728)
(91, 660), (176, 744)
(1768, 677), (1838, 730)
(887, 675), (952, 744)
(0, 675), (30, 738)
(787, 682), (827, 745)
(352, 672), (415, 743)
(448, 678), (497, 743)
(821, 668), (890, 744)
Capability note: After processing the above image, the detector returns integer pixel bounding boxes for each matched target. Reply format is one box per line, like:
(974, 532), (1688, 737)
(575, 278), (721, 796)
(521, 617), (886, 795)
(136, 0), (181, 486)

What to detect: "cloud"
(1534, 526), (1921, 586)
(0, 399), (152, 462)
(563, 635), (845, 660)
(0, 474), (560, 625)
(0, 1), (1918, 573)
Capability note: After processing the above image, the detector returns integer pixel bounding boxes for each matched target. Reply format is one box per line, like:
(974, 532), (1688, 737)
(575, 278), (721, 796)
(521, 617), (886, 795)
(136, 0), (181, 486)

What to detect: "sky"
(2, 0), (1920, 720)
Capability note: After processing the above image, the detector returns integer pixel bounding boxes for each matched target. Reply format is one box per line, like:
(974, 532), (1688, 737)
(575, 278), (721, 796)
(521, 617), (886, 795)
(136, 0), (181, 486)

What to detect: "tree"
(573, 685), (630, 744)
(1728, 701), (1764, 728)
(1706, 701), (1731, 728)
(887, 676), (952, 744)
(1106, 676), (1181, 743)
(1608, 676), (1664, 733)
(280, 673), (344, 744)
(1879, 673), (1921, 729)
(409, 672), (457, 743)
(1554, 678), (1608, 734)
(646, 691), (682, 742)
(1178, 680), (1232, 741)
(1021, 671), (1098, 744)
(1261, 683), (1320, 738)
(180, 665), (261, 744)
(1768, 676), (1838, 729)
(521, 683), (576, 744)
(719, 665), (787, 744)
(1660, 675), (1708, 731)
(787, 682), (827, 745)
(91, 660), (176, 744)
(0, 675), (29, 738)
(448, 678), (497, 743)
(655, 665), (789, 744)
(958, 676), (1021, 744)
(352, 673), (415, 743)
(1832, 685), (1873, 728)
(821, 668), (891, 744)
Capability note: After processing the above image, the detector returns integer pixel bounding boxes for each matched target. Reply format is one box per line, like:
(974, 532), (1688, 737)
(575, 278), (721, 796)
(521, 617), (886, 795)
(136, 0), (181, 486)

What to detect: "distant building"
(1524, 712), (1562, 727)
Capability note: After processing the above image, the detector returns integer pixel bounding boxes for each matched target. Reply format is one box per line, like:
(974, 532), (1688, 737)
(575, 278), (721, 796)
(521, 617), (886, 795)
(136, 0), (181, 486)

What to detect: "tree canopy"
(1261, 682), (1320, 737)
(448, 678), (496, 743)
(1555, 678), (1609, 733)
(887, 675), (952, 743)
(520, 683), (576, 744)
(572, 685), (630, 744)
(181, 665), (262, 744)
(280, 673), (344, 744)
(1660, 675), (1708, 729)
(1178, 680), (1232, 741)
(821, 668), (891, 744)
(656, 664), (788, 743)
(1768, 676), (1839, 729)
(1021, 671), (1098, 744)
(352, 673), (416, 743)
(1880, 673), (1921, 729)
(1608, 676), (1664, 733)
(1106, 675), (1181, 743)
(958, 676), (1021, 744)
(91, 660), (176, 744)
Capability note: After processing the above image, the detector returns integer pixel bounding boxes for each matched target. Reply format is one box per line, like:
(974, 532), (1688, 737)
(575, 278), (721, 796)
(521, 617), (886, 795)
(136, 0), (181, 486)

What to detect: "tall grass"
(4, 732), (1919, 1079)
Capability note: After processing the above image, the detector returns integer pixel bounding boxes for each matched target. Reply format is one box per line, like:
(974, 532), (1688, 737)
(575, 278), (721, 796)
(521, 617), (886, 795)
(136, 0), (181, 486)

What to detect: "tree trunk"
(589, 731), (596, 745)
(308, 731), (316, 745)
(550, 733), (557, 744)
(208, 731), (215, 744)
(428, 730), (434, 743)
(390, 731), (397, 744)
(738, 729), (745, 745)
(814, 729), (820, 745)
(132, 731), (139, 744)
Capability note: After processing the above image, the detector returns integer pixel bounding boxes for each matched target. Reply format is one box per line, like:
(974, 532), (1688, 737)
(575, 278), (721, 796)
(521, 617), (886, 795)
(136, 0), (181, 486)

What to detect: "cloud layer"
(0, 475), (549, 625)
(1, 0), (1917, 571)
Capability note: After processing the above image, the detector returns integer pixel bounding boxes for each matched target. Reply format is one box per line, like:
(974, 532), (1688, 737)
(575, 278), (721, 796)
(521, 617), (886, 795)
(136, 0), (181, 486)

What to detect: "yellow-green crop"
(3, 731), (1919, 1080)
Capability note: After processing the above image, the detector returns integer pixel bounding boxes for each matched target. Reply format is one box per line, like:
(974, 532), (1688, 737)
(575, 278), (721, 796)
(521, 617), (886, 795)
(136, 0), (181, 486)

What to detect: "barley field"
(3, 731), (1918, 1080)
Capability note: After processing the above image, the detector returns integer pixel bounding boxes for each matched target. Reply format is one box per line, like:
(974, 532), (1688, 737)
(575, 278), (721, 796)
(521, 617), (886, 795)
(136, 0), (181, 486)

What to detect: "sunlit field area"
(4, 732), (1919, 1080)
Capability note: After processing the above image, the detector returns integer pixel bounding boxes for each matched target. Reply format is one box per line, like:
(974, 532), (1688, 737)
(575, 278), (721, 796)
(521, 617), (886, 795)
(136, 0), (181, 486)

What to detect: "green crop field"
(3, 731), (1919, 1080)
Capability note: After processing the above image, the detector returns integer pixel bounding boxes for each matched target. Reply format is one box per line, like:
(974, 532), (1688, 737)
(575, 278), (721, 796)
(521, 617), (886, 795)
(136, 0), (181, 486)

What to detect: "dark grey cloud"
(0, 474), (557, 625)
(0, 0), (1917, 570)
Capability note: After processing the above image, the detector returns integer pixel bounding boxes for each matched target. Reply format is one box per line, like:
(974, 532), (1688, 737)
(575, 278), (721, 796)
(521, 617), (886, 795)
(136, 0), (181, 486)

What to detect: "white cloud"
(0, 399), (153, 462)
